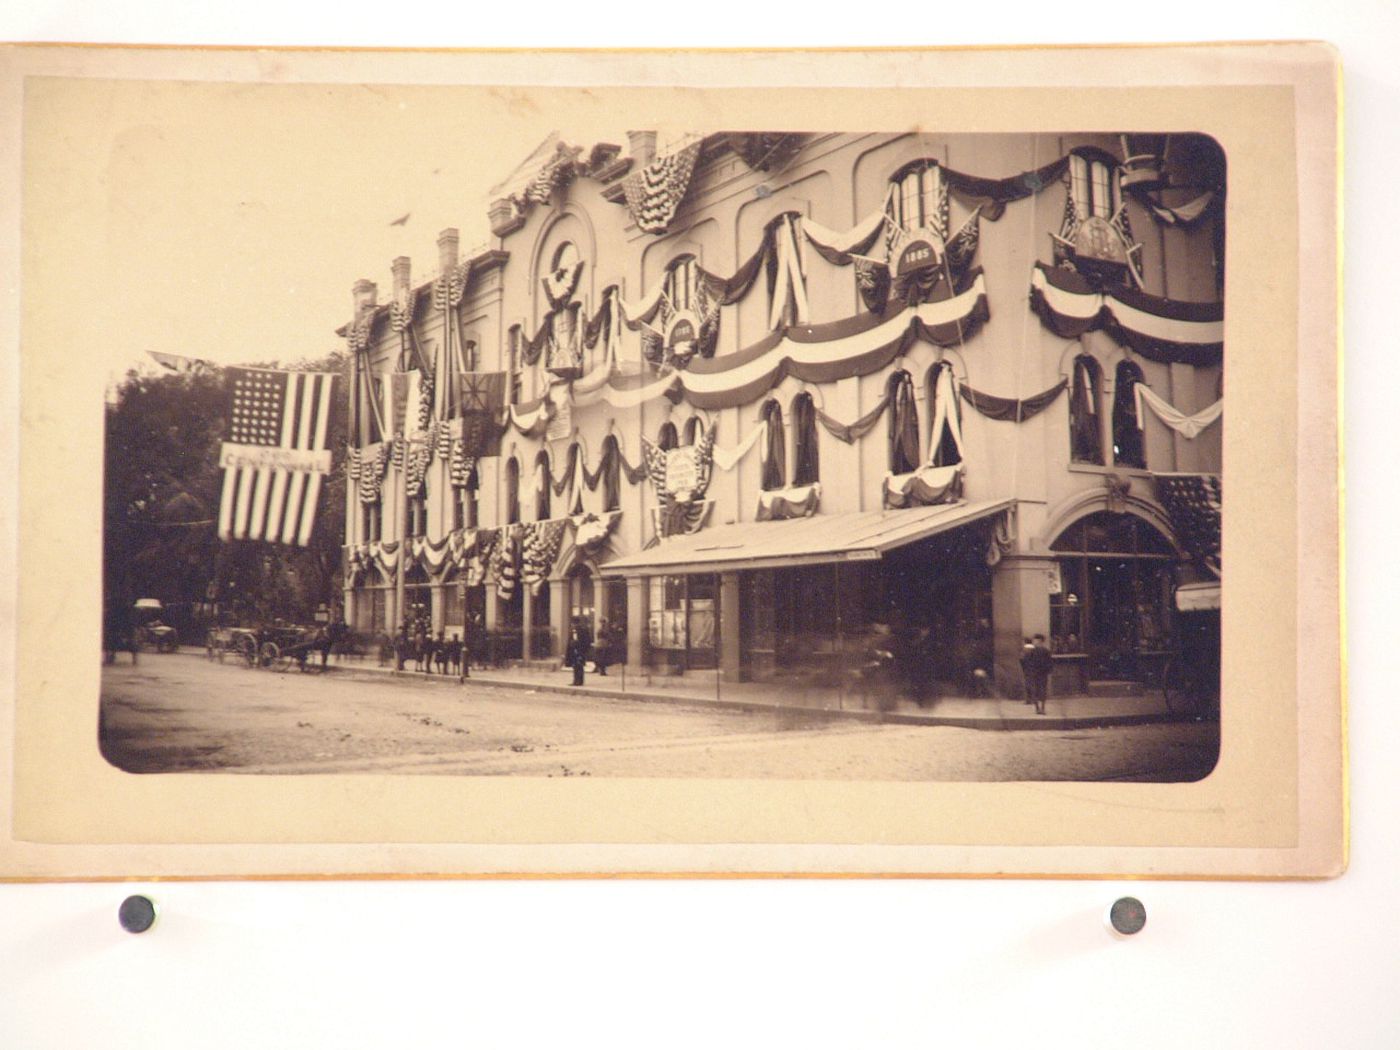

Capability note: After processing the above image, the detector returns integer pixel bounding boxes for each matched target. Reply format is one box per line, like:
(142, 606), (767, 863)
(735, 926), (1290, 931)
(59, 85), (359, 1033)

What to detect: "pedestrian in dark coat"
(565, 626), (588, 687)
(1021, 633), (1054, 715)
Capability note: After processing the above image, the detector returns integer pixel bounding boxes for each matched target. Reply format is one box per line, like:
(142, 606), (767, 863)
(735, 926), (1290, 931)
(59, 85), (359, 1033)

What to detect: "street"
(99, 653), (1219, 780)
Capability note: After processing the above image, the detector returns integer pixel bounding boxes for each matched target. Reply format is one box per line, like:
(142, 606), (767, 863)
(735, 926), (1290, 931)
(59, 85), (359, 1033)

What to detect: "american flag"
(218, 367), (340, 546)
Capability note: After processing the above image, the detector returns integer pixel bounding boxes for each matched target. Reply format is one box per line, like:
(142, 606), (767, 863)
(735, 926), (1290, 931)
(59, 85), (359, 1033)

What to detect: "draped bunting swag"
(1134, 385), (1223, 439)
(1029, 262), (1223, 363)
(521, 519), (569, 595)
(957, 378), (1067, 423)
(816, 394), (890, 444)
(984, 510), (1016, 566)
(884, 465), (964, 509)
(756, 483), (821, 521)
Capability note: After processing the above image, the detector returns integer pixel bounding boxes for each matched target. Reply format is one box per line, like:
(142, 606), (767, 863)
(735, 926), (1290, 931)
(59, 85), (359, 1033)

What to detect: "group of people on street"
(564, 616), (625, 687)
(395, 624), (468, 676)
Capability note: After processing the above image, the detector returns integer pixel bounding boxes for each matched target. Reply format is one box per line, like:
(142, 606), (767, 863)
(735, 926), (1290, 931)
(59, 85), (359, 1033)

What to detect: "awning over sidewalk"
(1174, 580), (1221, 612)
(598, 499), (1013, 576)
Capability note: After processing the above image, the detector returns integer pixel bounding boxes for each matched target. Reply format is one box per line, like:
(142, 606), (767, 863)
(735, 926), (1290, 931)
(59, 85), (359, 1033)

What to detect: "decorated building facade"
(340, 130), (1224, 696)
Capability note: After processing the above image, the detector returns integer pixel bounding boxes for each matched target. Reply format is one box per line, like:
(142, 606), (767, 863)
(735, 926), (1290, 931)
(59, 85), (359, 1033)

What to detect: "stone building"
(340, 130), (1224, 696)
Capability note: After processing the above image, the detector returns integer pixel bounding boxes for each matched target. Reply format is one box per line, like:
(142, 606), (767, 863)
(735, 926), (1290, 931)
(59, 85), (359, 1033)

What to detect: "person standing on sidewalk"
(1021, 634), (1054, 715)
(564, 625), (589, 687)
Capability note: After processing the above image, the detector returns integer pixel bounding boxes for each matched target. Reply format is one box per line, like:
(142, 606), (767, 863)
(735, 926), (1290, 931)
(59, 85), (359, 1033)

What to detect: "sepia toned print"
(3, 45), (1340, 879)
(99, 128), (1225, 782)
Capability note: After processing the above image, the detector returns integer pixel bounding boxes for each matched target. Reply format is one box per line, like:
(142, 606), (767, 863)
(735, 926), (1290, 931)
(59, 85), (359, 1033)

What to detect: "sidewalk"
(311, 652), (1176, 731)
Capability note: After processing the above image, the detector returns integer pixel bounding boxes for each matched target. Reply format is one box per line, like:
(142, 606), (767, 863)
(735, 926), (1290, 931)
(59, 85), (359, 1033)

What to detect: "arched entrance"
(1049, 512), (1175, 683)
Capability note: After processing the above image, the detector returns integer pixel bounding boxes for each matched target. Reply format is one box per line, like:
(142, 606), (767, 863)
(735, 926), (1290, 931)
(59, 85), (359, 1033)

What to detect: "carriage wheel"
(257, 640), (280, 669)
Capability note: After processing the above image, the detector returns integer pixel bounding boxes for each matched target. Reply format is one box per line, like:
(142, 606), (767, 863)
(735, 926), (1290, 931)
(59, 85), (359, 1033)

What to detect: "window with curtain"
(760, 399), (786, 491)
(504, 457), (520, 525)
(887, 369), (920, 475)
(927, 363), (963, 469)
(791, 393), (819, 486)
(657, 421), (679, 452)
(1112, 360), (1147, 469)
(534, 450), (552, 520)
(601, 435), (621, 512)
(1070, 354), (1105, 465)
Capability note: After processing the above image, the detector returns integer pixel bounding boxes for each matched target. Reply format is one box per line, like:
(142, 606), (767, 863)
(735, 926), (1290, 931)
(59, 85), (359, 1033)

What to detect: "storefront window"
(1050, 512), (1176, 680)
(647, 574), (716, 670)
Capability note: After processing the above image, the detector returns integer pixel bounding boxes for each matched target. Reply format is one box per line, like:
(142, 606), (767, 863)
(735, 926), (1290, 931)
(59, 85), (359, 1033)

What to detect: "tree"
(103, 351), (350, 637)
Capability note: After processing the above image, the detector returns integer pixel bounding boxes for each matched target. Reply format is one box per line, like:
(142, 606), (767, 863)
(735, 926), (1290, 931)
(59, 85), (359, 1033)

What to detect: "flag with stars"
(218, 367), (341, 546)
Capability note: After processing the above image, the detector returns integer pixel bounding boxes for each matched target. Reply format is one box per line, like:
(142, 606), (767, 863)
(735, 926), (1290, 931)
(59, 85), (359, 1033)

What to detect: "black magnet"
(118, 894), (158, 934)
(1108, 896), (1147, 936)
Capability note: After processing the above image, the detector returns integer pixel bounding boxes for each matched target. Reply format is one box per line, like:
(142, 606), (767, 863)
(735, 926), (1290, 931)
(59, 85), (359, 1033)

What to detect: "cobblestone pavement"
(99, 654), (1219, 781)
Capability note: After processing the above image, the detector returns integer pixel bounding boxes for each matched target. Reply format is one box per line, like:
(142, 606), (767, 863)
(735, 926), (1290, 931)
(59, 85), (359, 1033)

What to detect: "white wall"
(2, 7), (1396, 1050)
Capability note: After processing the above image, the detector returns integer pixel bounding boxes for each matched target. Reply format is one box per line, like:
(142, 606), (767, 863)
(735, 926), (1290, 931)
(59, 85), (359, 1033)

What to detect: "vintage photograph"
(96, 113), (1226, 781)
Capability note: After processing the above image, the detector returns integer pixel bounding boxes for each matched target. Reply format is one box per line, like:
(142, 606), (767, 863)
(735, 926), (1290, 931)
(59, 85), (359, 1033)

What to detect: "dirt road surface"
(99, 654), (1218, 780)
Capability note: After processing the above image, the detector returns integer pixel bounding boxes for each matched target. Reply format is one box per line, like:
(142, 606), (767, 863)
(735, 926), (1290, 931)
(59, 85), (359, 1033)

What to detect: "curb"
(316, 661), (1178, 732)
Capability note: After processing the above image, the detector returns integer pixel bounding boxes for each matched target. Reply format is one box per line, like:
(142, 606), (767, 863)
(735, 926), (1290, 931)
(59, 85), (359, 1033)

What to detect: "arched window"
(504, 457), (520, 525)
(657, 421), (679, 452)
(1112, 360), (1147, 469)
(887, 370), (920, 475)
(1069, 355), (1105, 465)
(682, 416), (703, 446)
(1049, 512), (1177, 678)
(601, 435), (622, 513)
(534, 450), (552, 520)
(665, 256), (698, 313)
(891, 160), (945, 235)
(760, 399), (786, 491)
(1069, 151), (1120, 222)
(927, 362), (963, 469)
(791, 393), (819, 486)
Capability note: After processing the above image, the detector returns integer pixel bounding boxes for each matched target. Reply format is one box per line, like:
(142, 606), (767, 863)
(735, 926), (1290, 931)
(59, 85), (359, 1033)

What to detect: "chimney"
(488, 197), (520, 238)
(391, 256), (412, 301)
(437, 228), (460, 276)
(352, 279), (378, 315)
(627, 130), (657, 167)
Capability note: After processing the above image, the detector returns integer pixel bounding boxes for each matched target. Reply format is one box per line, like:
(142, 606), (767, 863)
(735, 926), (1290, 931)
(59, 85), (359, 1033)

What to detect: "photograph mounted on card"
(0, 44), (1342, 880)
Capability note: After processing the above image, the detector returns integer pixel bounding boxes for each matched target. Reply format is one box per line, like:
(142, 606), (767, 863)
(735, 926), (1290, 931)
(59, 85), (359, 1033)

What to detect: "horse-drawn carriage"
(205, 622), (345, 673)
